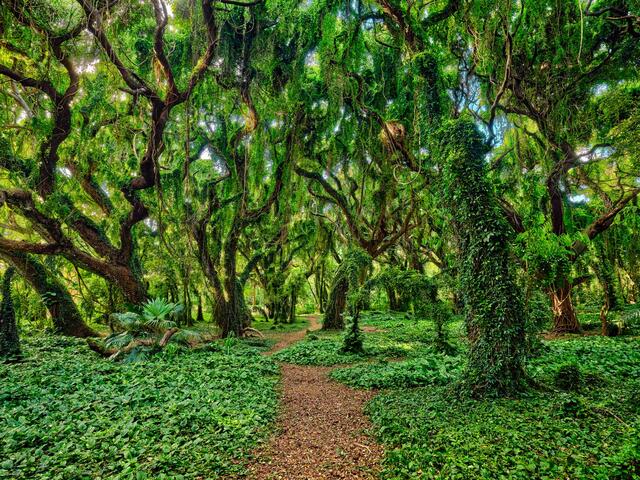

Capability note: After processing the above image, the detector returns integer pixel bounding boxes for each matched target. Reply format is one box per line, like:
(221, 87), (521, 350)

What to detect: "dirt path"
(247, 315), (383, 480)
(265, 315), (323, 353)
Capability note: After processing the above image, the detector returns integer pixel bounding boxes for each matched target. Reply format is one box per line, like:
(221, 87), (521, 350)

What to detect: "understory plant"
(89, 298), (199, 360)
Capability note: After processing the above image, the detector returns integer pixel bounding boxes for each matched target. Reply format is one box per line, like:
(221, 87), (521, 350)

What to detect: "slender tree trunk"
(323, 276), (347, 330)
(549, 282), (580, 333)
(315, 263), (326, 313)
(288, 291), (297, 324)
(387, 287), (399, 310)
(600, 302), (610, 336)
(196, 293), (204, 323)
(0, 251), (95, 337)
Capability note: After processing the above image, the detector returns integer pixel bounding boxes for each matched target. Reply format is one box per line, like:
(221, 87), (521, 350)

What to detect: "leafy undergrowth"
(272, 337), (366, 365)
(363, 332), (640, 479)
(0, 336), (279, 480)
(277, 311), (640, 478)
(272, 311), (458, 367)
(330, 355), (463, 389)
(252, 315), (310, 334)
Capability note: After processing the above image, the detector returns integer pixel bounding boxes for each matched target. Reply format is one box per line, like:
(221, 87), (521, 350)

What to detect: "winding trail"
(247, 315), (383, 480)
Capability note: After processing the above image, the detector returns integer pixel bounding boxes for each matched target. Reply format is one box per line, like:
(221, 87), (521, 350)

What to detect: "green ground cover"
(0, 336), (279, 480)
(274, 311), (640, 479)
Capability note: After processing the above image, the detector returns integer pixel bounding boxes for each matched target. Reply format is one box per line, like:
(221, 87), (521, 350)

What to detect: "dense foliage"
(0, 0), (639, 477)
(367, 333), (640, 479)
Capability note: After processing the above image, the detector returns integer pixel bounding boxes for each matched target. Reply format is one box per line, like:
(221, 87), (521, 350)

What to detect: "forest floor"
(247, 315), (383, 480)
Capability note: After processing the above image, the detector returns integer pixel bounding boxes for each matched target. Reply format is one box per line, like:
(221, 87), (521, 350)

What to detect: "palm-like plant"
(140, 298), (183, 332)
(105, 298), (184, 352)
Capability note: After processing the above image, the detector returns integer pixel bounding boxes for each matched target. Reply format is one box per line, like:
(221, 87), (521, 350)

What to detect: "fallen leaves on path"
(246, 315), (383, 480)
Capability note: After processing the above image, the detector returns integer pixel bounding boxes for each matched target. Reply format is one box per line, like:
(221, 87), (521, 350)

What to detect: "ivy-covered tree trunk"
(323, 250), (371, 330)
(439, 119), (526, 397)
(548, 282), (580, 333)
(0, 250), (95, 337)
(323, 276), (348, 330)
(0, 267), (20, 360)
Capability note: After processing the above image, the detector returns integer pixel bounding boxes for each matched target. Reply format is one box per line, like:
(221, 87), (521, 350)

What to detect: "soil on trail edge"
(246, 315), (383, 480)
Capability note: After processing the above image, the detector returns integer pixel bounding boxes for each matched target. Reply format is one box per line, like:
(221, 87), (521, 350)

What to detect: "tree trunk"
(214, 296), (242, 338)
(196, 294), (204, 323)
(387, 287), (399, 311)
(0, 251), (95, 337)
(0, 267), (20, 359)
(439, 119), (526, 397)
(214, 281), (252, 337)
(549, 283), (580, 333)
(288, 292), (297, 324)
(600, 303), (609, 336)
(323, 276), (347, 330)
(315, 263), (326, 313)
(110, 266), (147, 305)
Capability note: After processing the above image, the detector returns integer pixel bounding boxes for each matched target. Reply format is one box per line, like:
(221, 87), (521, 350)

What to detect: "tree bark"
(213, 280), (253, 337)
(549, 282), (580, 333)
(0, 250), (95, 337)
(323, 276), (347, 330)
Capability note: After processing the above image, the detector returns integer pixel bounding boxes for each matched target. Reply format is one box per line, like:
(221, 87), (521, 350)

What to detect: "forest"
(0, 0), (639, 478)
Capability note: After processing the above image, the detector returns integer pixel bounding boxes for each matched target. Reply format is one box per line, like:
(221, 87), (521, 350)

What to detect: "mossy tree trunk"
(214, 294), (245, 338)
(0, 267), (20, 359)
(439, 119), (526, 397)
(0, 250), (95, 337)
(323, 276), (348, 330)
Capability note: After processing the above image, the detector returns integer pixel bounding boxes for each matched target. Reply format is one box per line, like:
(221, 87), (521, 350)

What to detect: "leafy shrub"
(340, 314), (364, 354)
(554, 363), (583, 391)
(558, 395), (588, 418)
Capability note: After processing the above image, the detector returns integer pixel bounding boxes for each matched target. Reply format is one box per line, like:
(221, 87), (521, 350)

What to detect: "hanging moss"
(438, 118), (526, 397)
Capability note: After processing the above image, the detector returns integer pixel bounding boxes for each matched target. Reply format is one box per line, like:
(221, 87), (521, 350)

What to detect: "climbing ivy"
(438, 118), (526, 397)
